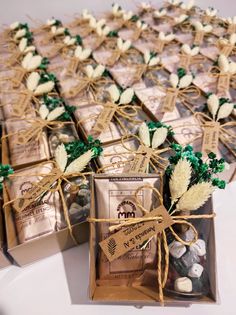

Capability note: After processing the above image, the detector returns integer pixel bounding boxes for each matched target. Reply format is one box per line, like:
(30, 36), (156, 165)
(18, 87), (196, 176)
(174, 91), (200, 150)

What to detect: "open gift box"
(2, 160), (91, 266)
(89, 173), (217, 305)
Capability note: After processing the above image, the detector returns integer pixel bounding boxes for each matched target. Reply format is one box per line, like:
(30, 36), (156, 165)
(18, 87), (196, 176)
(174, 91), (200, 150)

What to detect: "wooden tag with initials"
(12, 68), (26, 88)
(194, 31), (204, 45)
(217, 73), (230, 94)
(156, 39), (165, 53)
(162, 88), (178, 112)
(67, 58), (79, 76)
(179, 54), (191, 70)
(13, 168), (62, 212)
(99, 205), (174, 262)
(128, 145), (153, 174)
(92, 103), (117, 133)
(221, 44), (233, 57)
(202, 121), (220, 156)
(228, 23), (236, 34)
(12, 92), (32, 116)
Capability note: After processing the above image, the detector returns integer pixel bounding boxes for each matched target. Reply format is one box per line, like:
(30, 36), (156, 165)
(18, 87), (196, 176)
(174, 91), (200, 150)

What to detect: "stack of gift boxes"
(0, 0), (236, 306)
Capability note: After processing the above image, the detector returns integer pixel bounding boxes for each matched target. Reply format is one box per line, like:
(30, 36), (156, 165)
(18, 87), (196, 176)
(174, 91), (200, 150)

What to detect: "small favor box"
(3, 162), (90, 266)
(1, 119), (78, 169)
(0, 202), (11, 269)
(89, 174), (217, 305)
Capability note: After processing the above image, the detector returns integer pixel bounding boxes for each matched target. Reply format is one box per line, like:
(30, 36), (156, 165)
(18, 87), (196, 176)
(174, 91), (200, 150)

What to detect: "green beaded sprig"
(147, 121), (174, 137)
(64, 136), (103, 164)
(42, 95), (76, 121)
(0, 164), (14, 191)
(165, 144), (226, 189)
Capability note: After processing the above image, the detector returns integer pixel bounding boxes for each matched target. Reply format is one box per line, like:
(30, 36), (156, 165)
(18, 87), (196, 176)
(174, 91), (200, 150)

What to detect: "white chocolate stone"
(183, 228), (195, 242)
(189, 239), (206, 256)
(188, 263), (204, 278)
(169, 241), (186, 258)
(174, 277), (192, 293)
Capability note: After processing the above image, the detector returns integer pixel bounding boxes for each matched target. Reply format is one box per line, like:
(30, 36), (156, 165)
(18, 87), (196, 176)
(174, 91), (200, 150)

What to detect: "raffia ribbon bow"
(88, 184), (215, 304)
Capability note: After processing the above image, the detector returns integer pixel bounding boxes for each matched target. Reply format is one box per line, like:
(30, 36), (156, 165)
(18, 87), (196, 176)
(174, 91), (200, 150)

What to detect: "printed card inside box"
(89, 174), (217, 305)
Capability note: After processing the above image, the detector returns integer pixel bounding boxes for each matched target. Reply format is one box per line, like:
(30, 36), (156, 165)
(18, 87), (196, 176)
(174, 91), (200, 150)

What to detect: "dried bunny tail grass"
(151, 127), (168, 149)
(139, 122), (150, 147)
(64, 149), (93, 174)
(47, 106), (65, 121)
(55, 144), (68, 172)
(207, 94), (219, 120)
(176, 182), (214, 211)
(217, 102), (234, 120)
(169, 158), (192, 203)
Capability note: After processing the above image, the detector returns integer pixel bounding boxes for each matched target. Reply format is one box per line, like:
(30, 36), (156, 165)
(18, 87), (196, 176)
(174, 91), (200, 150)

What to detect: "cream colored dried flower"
(26, 72), (40, 91)
(65, 149), (93, 174)
(34, 81), (55, 96)
(55, 144), (68, 172)
(207, 94), (219, 120)
(217, 102), (234, 120)
(139, 122), (150, 147)
(169, 158), (192, 203)
(176, 182), (214, 211)
(151, 127), (168, 149)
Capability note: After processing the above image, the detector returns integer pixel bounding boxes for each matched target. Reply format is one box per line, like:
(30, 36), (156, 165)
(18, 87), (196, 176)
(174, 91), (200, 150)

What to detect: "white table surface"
(1, 1), (236, 314)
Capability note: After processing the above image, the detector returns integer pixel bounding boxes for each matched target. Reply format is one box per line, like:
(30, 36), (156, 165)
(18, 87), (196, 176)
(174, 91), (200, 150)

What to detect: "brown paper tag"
(194, 31), (204, 45)
(221, 44), (233, 57)
(128, 145), (153, 173)
(92, 103), (117, 133)
(67, 57), (79, 76)
(162, 88), (178, 112)
(228, 23), (236, 34)
(6, 51), (22, 66)
(12, 92), (32, 116)
(99, 205), (174, 262)
(13, 167), (62, 212)
(155, 39), (165, 53)
(203, 15), (212, 24)
(12, 68), (26, 87)
(202, 121), (220, 155)
(179, 54), (191, 70)
(217, 72), (230, 94)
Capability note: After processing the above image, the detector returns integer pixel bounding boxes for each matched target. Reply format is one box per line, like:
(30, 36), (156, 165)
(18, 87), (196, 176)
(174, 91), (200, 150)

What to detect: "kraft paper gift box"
(0, 199), (12, 269)
(74, 98), (150, 144)
(2, 162), (89, 266)
(1, 119), (79, 169)
(170, 115), (236, 183)
(89, 174), (217, 305)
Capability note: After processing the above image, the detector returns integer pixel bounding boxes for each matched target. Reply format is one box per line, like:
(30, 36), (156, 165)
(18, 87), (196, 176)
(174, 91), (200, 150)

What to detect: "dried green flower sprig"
(165, 144), (226, 189)
(0, 164), (14, 191)
(147, 121), (174, 137)
(42, 95), (76, 121)
(38, 57), (50, 71)
(39, 72), (58, 84)
(64, 136), (103, 165)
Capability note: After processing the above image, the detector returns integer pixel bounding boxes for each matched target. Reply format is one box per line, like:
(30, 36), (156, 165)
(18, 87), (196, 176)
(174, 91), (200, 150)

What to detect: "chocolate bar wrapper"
(94, 175), (160, 285)
(6, 162), (64, 244)
(4, 119), (50, 168)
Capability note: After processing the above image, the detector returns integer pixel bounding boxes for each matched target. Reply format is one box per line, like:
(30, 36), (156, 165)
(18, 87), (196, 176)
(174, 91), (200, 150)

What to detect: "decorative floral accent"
(55, 137), (103, 173)
(174, 14), (188, 25)
(158, 31), (175, 42)
(153, 8), (167, 18)
(218, 54), (236, 73)
(117, 37), (132, 52)
(85, 64), (105, 78)
(205, 7), (218, 17)
(74, 45), (92, 60)
(180, 0), (195, 10)
(0, 164), (14, 191)
(18, 37), (35, 54)
(206, 93), (235, 121)
(26, 72), (55, 96)
(169, 68), (193, 89)
(136, 20), (148, 30)
(107, 84), (134, 104)
(138, 121), (172, 149)
(112, 3), (124, 17)
(143, 51), (161, 66)
(51, 25), (65, 36)
(192, 21), (213, 33)
(21, 52), (43, 71)
(218, 33), (236, 46)
(166, 144), (226, 190)
(181, 44), (199, 56)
